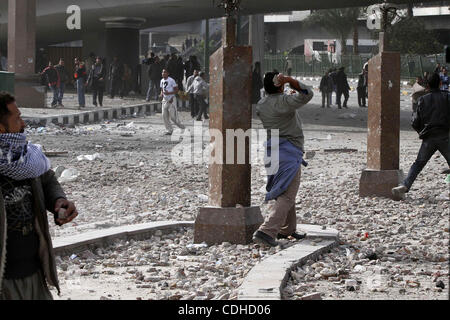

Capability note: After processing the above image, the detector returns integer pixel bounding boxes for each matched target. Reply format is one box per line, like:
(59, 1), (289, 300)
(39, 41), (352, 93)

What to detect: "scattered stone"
(299, 292), (322, 300)
(436, 281), (445, 289)
(345, 279), (358, 291)
(353, 265), (366, 273)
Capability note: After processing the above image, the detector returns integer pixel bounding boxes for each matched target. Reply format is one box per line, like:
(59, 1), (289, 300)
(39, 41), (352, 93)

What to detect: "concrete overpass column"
(8, 0), (45, 108)
(100, 17), (146, 92)
(82, 31), (106, 60)
(101, 17), (145, 68)
(249, 14), (265, 73)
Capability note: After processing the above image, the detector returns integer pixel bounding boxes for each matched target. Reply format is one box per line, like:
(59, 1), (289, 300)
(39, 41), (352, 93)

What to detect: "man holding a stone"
(0, 92), (78, 299)
(253, 72), (313, 247)
(160, 69), (185, 135)
(392, 73), (450, 199)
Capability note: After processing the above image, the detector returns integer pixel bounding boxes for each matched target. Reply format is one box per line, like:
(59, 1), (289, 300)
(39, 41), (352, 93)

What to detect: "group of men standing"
(40, 55), (133, 109)
(144, 52), (208, 134)
(144, 52), (200, 102)
(319, 66), (363, 109)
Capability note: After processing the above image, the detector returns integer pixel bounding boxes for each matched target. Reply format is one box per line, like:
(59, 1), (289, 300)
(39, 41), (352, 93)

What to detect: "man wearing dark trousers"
(392, 73), (450, 199)
(146, 56), (163, 102)
(88, 57), (106, 107)
(186, 69), (199, 118)
(41, 62), (60, 108)
(109, 56), (123, 99)
(336, 67), (350, 109)
(192, 72), (209, 121)
(357, 69), (367, 107)
(0, 92), (78, 299)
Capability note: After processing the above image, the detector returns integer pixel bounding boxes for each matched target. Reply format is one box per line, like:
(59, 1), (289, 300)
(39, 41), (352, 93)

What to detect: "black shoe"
(277, 232), (306, 240)
(204, 116), (209, 120)
(252, 230), (278, 247)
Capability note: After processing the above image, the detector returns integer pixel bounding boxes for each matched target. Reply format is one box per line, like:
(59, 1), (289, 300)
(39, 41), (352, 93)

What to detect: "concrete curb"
(52, 222), (338, 300)
(237, 224), (339, 300)
(23, 102), (160, 127)
(53, 221), (193, 256)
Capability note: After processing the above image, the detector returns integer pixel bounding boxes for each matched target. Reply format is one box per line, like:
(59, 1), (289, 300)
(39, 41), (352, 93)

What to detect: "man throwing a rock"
(253, 73), (313, 247)
(392, 73), (450, 199)
(0, 92), (78, 299)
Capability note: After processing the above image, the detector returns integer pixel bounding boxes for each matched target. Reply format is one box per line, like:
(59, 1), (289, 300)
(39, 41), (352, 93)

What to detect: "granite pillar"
(8, 0), (46, 108)
(359, 33), (404, 200)
(194, 17), (263, 245)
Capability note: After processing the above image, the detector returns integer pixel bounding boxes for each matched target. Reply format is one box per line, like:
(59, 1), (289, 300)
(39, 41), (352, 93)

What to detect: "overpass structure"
(0, 1), (438, 46)
(0, 0), (439, 108)
(0, 1), (440, 60)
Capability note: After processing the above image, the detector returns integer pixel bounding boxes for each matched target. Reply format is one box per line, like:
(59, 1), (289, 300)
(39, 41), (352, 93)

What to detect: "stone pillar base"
(359, 169), (404, 201)
(15, 74), (46, 108)
(194, 206), (263, 245)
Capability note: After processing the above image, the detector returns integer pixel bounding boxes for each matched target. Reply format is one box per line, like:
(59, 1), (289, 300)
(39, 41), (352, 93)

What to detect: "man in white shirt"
(160, 69), (185, 135)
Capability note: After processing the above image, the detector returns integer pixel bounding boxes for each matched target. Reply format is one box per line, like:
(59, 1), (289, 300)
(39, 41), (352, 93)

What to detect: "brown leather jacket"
(0, 169), (66, 295)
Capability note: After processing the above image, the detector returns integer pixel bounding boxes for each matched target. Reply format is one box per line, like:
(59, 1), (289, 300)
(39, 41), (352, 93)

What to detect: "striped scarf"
(0, 133), (50, 180)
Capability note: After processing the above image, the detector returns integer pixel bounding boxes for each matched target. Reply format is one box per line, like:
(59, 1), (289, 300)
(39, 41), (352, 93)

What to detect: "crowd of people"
(39, 54), (135, 109)
(318, 65), (368, 109)
(181, 37), (198, 53)
(0, 53), (449, 299)
(143, 52), (210, 131)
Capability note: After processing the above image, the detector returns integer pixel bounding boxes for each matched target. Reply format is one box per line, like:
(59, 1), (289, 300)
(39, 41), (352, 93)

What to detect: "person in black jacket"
(146, 56), (163, 101)
(336, 67), (350, 109)
(357, 70), (367, 107)
(319, 70), (333, 108)
(41, 62), (60, 108)
(392, 73), (450, 199)
(109, 56), (123, 99)
(87, 57), (106, 107)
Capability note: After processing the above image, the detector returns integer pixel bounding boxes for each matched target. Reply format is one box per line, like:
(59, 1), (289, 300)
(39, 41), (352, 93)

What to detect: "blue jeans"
(49, 85), (58, 106)
(403, 136), (450, 191)
(57, 82), (65, 105)
(77, 79), (85, 107)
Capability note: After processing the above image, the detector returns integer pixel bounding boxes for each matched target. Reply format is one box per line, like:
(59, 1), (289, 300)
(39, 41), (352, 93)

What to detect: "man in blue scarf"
(252, 73), (313, 247)
(0, 92), (78, 300)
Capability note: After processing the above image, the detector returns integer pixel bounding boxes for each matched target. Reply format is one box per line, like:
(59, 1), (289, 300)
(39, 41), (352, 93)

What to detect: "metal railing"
(264, 53), (447, 80)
